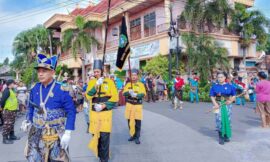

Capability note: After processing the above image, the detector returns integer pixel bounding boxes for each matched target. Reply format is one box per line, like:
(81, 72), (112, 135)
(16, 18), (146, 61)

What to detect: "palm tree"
(182, 32), (230, 82)
(181, 0), (233, 33)
(13, 25), (54, 63)
(62, 16), (102, 83)
(229, 3), (270, 69)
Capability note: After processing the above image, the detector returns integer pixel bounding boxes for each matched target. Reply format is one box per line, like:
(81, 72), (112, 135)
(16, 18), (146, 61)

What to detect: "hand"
(61, 130), (72, 150)
(226, 100), (232, 105)
(128, 90), (134, 95)
(213, 104), (219, 109)
(94, 104), (104, 112)
(20, 120), (32, 132)
(96, 77), (104, 86)
(131, 93), (137, 98)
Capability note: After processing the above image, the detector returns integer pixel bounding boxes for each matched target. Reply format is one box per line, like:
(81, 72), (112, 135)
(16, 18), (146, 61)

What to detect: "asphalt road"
(0, 101), (269, 162)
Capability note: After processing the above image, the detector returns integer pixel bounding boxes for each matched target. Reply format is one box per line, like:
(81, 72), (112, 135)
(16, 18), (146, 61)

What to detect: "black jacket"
(1, 88), (10, 108)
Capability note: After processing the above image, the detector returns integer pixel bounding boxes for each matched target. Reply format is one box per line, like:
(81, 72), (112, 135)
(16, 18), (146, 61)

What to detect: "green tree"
(21, 62), (38, 86)
(3, 57), (9, 65)
(182, 32), (230, 83)
(143, 55), (169, 81)
(181, 0), (233, 32)
(229, 3), (270, 67)
(62, 16), (102, 83)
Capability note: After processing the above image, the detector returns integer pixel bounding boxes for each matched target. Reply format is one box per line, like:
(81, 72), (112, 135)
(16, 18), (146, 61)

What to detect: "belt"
(126, 97), (142, 105)
(216, 96), (230, 101)
(92, 96), (111, 112)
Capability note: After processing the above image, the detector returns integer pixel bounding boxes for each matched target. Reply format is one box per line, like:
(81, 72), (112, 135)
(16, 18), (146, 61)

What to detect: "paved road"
(0, 101), (270, 162)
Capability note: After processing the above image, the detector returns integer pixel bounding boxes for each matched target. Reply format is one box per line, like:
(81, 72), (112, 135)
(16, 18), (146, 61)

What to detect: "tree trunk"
(81, 49), (86, 84)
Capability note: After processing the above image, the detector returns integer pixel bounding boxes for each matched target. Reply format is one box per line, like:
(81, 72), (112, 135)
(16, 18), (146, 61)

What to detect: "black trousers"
(147, 89), (155, 102)
(98, 132), (110, 162)
(0, 111), (4, 126)
(128, 119), (141, 139)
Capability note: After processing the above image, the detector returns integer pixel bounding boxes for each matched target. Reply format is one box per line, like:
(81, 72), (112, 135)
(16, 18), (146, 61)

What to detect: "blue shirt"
(210, 83), (236, 97)
(28, 80), (76, 130)
(188, 78), (199, 87)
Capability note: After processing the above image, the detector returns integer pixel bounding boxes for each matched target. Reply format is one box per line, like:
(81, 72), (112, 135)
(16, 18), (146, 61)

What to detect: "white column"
(73, 68), (79, 82)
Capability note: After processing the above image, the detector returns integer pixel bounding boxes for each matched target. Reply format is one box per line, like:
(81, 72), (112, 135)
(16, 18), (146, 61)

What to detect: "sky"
(0, 0), (269, 64)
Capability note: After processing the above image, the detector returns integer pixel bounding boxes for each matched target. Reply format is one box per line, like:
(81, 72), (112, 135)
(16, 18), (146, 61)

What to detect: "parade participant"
(156, 75), (165, 101)
(174, 72), (185, 110)
(188, 72), (200, 103)
(123, 69), (146, 144)
(235, 77), (246, 106)
(1, 79), (19, 144)
(255, 71), (270, 128)
(86, 59), (118, 162)
(17, 81), (27, 113)
(210, 72), (236, 145)
(146, 73), (156, 103)
(23, 54), (76, 161)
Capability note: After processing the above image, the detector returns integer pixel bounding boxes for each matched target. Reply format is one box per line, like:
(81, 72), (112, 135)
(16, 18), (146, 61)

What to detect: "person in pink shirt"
(255, 71), (270, 128)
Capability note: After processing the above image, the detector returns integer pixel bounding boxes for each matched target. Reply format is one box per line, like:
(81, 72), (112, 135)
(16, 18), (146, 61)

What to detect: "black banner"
(116, 16), (131, 70)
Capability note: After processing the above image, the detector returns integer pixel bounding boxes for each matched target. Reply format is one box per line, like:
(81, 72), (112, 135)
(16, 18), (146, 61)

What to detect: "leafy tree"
(62, 16), (102, 83)
(21, 62), (38, 86)
(143, 54), (169, 81)
(3, 57), (9, 65)
(181, 0), (233, 32)
(182, 32), (230, 83)
(229, 3), (270, 66)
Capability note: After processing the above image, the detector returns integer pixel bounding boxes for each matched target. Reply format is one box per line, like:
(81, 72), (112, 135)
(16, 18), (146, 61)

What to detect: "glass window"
(130, 18), (141, 41)
(144, 12), (156, 37)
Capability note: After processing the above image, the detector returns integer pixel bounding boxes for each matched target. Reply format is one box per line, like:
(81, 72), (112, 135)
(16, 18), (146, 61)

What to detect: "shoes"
(134, 138), (140, 144)
(9, 131), (20, 140)
(3, 135), (13, 144)
(218, 132), (224, 145)
(224, 135), (230, 142)
(128, 136), (135, 141)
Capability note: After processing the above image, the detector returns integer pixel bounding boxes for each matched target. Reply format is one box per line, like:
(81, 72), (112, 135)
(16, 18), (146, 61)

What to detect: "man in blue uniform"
(210, 72), (236, 145)
(22, 54), (76, 162)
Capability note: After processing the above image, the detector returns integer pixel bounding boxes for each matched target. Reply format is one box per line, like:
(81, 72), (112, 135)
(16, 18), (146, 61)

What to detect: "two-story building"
(44, 0), (256, 80)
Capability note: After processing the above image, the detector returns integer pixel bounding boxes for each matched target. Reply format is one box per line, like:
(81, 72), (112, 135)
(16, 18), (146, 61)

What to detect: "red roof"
(72, 0), (125, 16)
(70, 8), (84, 16)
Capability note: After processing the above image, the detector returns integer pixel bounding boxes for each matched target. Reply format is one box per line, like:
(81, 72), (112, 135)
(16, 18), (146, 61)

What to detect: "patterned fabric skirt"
(215, 104), (232, 131)
(25, 126), (69, 162)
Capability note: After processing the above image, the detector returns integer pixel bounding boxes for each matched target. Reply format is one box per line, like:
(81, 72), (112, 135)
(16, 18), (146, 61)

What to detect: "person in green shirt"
(0, 79), (20, 144)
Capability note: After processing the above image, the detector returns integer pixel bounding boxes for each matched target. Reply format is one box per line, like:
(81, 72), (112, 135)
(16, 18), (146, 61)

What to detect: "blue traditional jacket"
(27, 80), (76, 130)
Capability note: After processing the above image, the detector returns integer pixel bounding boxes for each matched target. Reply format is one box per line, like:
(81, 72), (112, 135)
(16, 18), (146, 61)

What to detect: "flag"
(116, 16), (131, 70)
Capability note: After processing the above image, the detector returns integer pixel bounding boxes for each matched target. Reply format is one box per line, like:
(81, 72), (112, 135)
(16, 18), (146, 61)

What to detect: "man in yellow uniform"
(86, 60), (118, 162)
(123, 69), (146, 144)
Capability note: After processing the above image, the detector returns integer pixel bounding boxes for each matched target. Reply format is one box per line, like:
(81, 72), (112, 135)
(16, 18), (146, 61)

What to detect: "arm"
(62, 91), (76, 130)
(209, 86), (219, 108)
(137, 83), (147, 99)
(104, 80), (119, 110)
(0, 88), (10, 108)
(27, 89), (34, 122)
(122, 83), (130, 97)
(86, 80), (96, 100)
(227, 86), (236, 105)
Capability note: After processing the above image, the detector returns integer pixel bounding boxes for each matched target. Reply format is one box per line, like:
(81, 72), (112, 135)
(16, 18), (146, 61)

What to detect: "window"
(130, 18), (141, 41)
(144, 12), (156, 37)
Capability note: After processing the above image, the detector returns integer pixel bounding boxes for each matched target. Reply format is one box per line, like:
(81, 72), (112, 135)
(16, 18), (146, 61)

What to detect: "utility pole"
(48, 31), (53, 56)
(168, 4), (174, 81)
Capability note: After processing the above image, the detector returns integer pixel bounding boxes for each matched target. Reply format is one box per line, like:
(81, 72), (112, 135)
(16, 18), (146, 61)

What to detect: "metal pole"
(48, 32), (53, 56)
(176, 34), (179, 70)
(101, 0), (112, 76)
(169, 5), (173, 81)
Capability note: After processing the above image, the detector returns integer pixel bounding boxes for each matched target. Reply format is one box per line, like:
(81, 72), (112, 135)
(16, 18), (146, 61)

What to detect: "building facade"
(44, 0), (257, 79)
